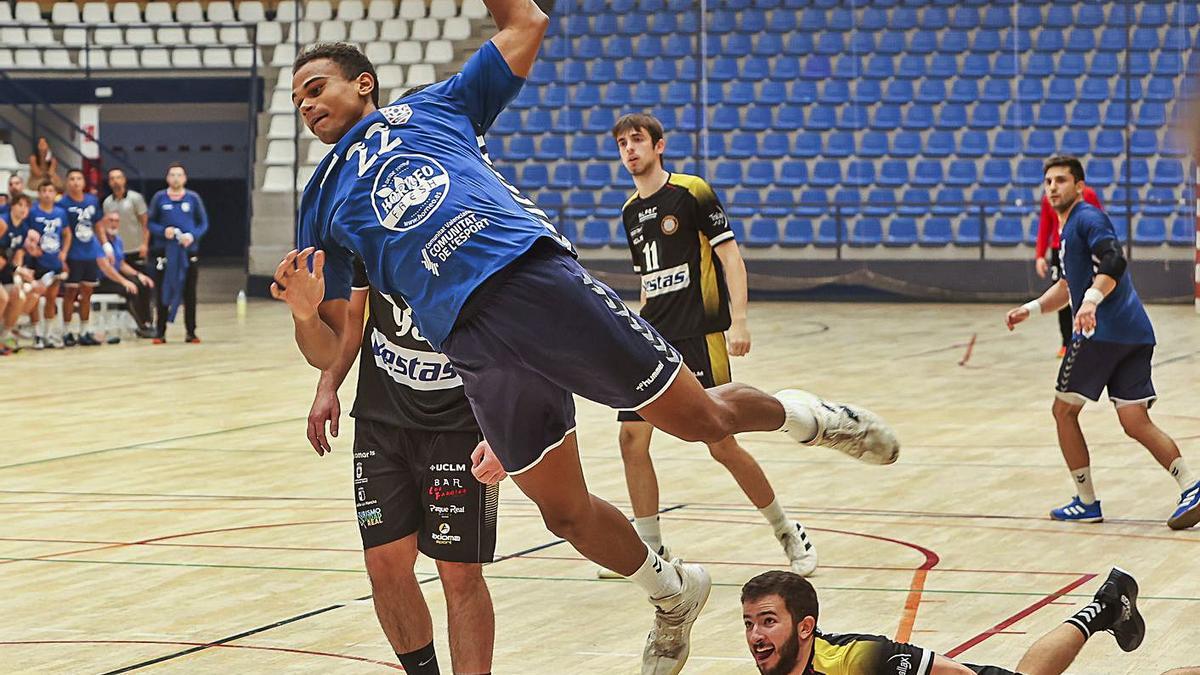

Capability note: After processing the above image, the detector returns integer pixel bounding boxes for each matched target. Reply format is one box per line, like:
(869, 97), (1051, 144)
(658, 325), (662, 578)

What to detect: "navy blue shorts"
(618, 332), (730, 422)
(441, 241), (683, 474)
(66, 258), (100, 285)
(1056, 338), (1156, 407)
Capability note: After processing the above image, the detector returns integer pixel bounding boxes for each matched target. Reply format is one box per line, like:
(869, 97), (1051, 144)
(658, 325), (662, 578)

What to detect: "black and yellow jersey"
(802, 631), (936, 675)
(620, 173), (735, 342)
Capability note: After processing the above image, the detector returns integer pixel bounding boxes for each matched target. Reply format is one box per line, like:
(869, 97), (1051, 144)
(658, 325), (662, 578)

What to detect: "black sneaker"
(63, 332), (77, 347)
(79, 332), (102, 346)
(1096, 567), (1145, 652)
(136, 326), (157, 339)
(185, 333), (201, 344)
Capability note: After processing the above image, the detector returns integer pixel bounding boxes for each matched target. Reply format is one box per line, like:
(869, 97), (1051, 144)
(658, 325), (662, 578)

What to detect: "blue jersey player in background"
(60, 168), (108, 347)
(272, 1), (900, 671)
(1006, 156), (1200, 531)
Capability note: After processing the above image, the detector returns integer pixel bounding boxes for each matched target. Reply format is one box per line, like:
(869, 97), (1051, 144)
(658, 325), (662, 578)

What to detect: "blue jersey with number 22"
(297, 41), (574, 349)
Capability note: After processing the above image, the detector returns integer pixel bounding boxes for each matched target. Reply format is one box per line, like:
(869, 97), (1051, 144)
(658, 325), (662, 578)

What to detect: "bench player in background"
(600, 113), (817, 579)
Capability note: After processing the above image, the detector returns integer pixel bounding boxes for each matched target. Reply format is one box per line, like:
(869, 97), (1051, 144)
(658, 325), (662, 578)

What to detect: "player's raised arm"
(486, 0), (550, 78)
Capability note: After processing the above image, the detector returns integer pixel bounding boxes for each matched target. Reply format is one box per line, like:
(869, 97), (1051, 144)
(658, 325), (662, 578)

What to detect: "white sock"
(83, 317), (93, 334)
(776, 396), (819, 441)
(68, 316), (79, 333)
(634, 515), (664, 552)
(34, 322), (45, 338)
(626, 544), (682, 601)
(1169, 458), (1197, 491)
(758, 499), (793, 537)
(1072, 466), (1097, 504)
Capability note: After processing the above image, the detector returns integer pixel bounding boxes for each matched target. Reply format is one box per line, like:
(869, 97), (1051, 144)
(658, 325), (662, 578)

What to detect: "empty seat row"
(0, 46), (257, 69)
(18, 0), (487, 25)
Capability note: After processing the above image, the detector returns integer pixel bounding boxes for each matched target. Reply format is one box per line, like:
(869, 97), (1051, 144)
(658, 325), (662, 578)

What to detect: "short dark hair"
(108, 167), (125, 176)
(10, 193), (30, 206)
(37, 179), (56, 191)
(293, 42), (379, 107)
(66, 168), (84, 178)
(167, 162), (186, 172)
(1043, 155), (1086, 182)
(741, 571), (819, 626)
(612, 113), (665, 145)
(400, 84), (432, 99)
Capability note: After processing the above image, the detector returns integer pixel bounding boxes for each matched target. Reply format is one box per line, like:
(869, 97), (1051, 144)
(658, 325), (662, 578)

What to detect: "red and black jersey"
(619, 173), (735, 341)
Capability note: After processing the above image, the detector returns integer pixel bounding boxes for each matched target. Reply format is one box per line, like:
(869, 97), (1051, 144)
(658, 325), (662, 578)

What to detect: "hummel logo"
(1076, 474), (1087, 483)
(840, 406), (859, 423)
(652, 558), (663, 573)
(1121, 595), (1132, 621)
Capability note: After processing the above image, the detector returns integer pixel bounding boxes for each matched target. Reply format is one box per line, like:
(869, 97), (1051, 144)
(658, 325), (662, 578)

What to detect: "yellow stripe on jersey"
(697, 229), (721, 321)
(705, 332), (731, 385)
(666, 173), (716, 204)
(623, 190), (639, 211)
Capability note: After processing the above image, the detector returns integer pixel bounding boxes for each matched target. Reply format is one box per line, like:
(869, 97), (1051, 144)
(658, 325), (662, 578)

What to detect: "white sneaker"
(598, 545), (672, 579)
(777, 523), (818, 577)
(642, 559), (711, 675)
(776, 389), (899, 465)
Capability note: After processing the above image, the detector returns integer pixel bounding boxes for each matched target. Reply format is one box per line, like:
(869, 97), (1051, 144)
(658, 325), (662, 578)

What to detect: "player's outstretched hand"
(728, 320), (751, 357)
(471, 440), (507, 485)
(270, 247), (325, 321)
(1004, 306), (1030, 331)
(1074, 301), (1098, 337)
(307, 384), (340, 456)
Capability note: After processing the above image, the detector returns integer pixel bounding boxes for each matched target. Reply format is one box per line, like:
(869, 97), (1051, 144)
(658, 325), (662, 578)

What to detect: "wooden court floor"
(2, 300), (1198, 674)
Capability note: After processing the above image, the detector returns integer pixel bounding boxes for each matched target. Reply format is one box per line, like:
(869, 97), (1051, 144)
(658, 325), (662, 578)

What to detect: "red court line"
(0, 640), (401, 669)
(0, 520), (346, 566)
(943, 573), (1097, 658)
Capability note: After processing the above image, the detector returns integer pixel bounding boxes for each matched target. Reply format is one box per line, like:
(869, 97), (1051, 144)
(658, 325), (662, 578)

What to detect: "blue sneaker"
(1167, 480), (1200, 530)
(1050, 496), (1103, 523)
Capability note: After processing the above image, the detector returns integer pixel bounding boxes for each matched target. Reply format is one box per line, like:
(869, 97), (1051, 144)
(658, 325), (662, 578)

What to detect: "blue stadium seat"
(991, 218), (1024, 246)
(619, 13), (648, 35)
(795, 189), (828, 217)
(876, 32), (905, 55)
(566, 135), (597, 162)
(890, 6), (917, 30)
(820, 81), (850, 105)
(1036, 103), (1067, 129)
(781, 219), (812, 247)
(1074, 4), (1103, 27)
(521, 165), (549, 191)
(948, 79), (978, 104)
(565, 191), (597, 219)
(1119, 160), (1151, 186)
(728, 190), (759, 220)
(1163, 27), (1191, 52)
(851, 31), (877, 53)
(1002, 29), (1032, 52)
(897, 188), (930, 217)
(1142, 188), (1177, 217)
(814, 219), (841, 248)
(1064, 28), (1096, 52)
(777, 159), (806, 186)
(811, 161), (842, 188)
(1024, 53), (1054, 78)
(907, 160), (939, 187)
(864, 55), (895, 80)
(919, 218), (951, 247)
(950, 6), (978, 29)
(956, 219), (982, 246)
(903, 104), (934, 130)
(890, 131), (920, 159)
(596, 191), (627, 219)
(897, 54), (926, 79)
(580, 163), (611, 190)
(872, 105), (902, 131)
(816, 32), (844, 56)
(617, 60), (651, 84)
(925, 131), (955, 158)
(1137, 102), (1166, 129)
(850, 218), (883, 247)
(1170, 218), (1195, 247)
(783, 34), (813, 58)
(939, 29), (968, 54)
(928, 188), (962, 217)
(1069, 103), (1100, 129)
(972, 103), (1001, 129)
(971, 29), (1000, 54)
(945, 160), (977, 187)
(860, 132), (889, 158)
(750, 133), (784, 160)
(959, 131), (988, 158)
(883, 80), (914, 105)
(980, 160), (1012, 188)
(703, 135), (726, 158)
(859, 6), (886, 30)
(726, 134), (758, 160)
(506, 136), (534, 161)
(824, 132), (855, 158)
(710, 107), (739, 131)
(833, 188), (861, 216)
(976, 79), (1009, 104)
(540, 39), (568, 61)
(972, 187), (1001, 215)
(1089, 52), (1119, 78)
(758, 81), (786, 106)
(1016, 159), (1043, 187)
(909, 32), (937, 55)
(738, 11), (766, 33)
(760, 189), (791, 217)
(803, 55), (833, 80)
(961, 54), (990, 79)
(632, 35), (663, 59)
(1130, 130), (1158, 156)
(737, 105), (770, 132)
(792, 133), (820, 158)
(864, 189), (895, 217)
(1001, 188), (1035, 216)
(832, 55), (864, 80)
(838, 106), (870, 131)
(1146, 79), (1175, 103)
(743, 57), (770, 81)
(754, 33), (784, 57)
(846, 161), (875, 188)
(879, 160), (910, 187)
(1139, 4), (1167, 27)
(662, 133), (692, 159)
(885, 218), (918, 247)
(1102, 102), (1128, 128)
(1134, 218), (1166, 245)
(1078, 78), (1109, 103)
(549, 164), (580, 190)
(806, 107), (835, 131)
(585, 60), (614, 84)
(578, 219), (611, 248)
(935, 104), (966, 130)
(711, 162), (741, 189)
(767, 9), (797, 33)
(992, 53), (1021, 78)
(849, 80), (881, 106)
(1057, 130), (1086, 156)
(799, 7), (825, 31)
(724, 82), (755, 107)
(1048, 78), (1076, 101)
(1016, 78), (1044, 102)
(1153, 160), (1184, 187)
(1085, 159), (1114, 188)
(1045, 5), (1073, 28)
(663, 81), (692, 107)
(910, 80), (944, 106)
(744, 219), (778, 248)
(993, 130), (1022, 158)
(1016, 5), (1041, 29)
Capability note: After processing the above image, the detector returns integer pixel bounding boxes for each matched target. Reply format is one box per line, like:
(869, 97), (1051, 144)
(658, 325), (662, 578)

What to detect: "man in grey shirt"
(102, 168), (148, 261)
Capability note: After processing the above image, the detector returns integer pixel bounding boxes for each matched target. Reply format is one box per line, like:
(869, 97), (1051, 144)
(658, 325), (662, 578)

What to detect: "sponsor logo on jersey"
(181, 202), (191, 213)
(635, 361), (665, 392)
(431, 463), (467, 472)
(432, 520), (462, 544)
(638, 206), (658, 223)
(379, 103), (413, 126)
(421, 210), (491, 276)
(430, 503), (467, 515)
(641, 262), (691, 298)
(708, 209), (727, 227)
(371, 154), (450, 232)
(888, 654), (914, 674)
(370, 328), (463, 390)
(357, 507), (383, 527)
(661, 215), (679, 235)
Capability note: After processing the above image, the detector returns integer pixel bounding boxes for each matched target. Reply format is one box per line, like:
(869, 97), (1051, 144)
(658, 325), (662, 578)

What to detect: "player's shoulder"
(621, 190), (640, 212)
(667, 173), (715, 196)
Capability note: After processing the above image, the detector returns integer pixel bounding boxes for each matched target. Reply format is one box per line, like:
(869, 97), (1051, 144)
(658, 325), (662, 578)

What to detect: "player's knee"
(540, 502), (591, 542)
(706, 438), (740, 465)
(618, 429), (651, 462)
(364, 540), (418, 584)
(1051, 399), (1081, 423)
(689, 406), (735, 444)
(435, 561), (484, 593)
(1118, 416), (1151, 440)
